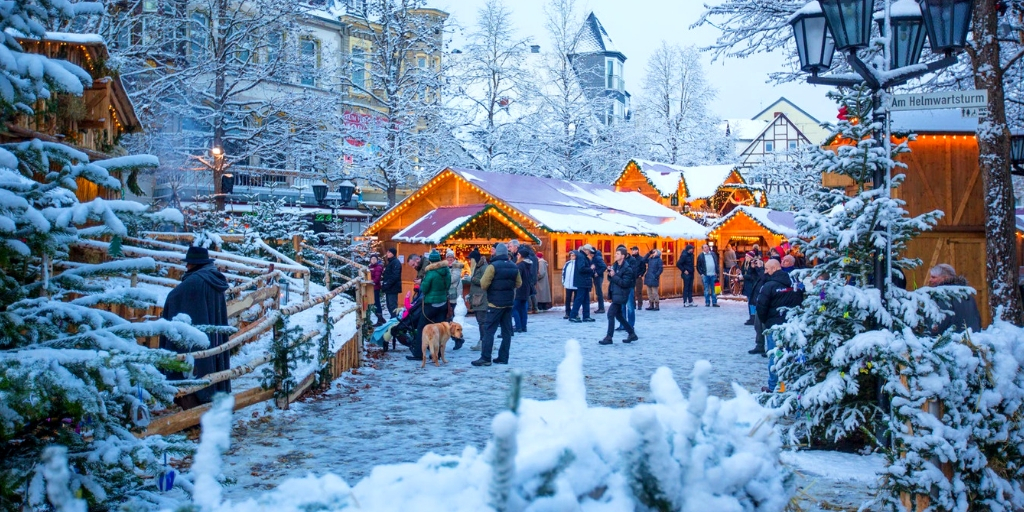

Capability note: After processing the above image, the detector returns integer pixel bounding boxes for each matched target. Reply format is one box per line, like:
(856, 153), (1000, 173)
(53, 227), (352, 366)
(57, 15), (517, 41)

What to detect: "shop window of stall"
(597, 240), (612, 264)
(662, 241), (676, 265)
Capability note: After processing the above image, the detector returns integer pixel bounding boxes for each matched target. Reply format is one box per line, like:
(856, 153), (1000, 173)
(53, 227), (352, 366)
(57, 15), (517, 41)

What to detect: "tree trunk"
(971, 0), (1023, 325)
(387, 185), (397, 207)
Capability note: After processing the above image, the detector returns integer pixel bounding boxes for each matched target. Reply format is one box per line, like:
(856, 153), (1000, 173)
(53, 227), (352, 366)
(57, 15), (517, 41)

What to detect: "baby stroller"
(388, 294), (423, 349)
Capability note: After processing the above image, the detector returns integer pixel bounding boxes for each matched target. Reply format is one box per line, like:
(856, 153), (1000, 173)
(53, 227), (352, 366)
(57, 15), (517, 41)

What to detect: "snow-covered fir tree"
(768, 87), (1024, 509)
(0, 2), (209, 507)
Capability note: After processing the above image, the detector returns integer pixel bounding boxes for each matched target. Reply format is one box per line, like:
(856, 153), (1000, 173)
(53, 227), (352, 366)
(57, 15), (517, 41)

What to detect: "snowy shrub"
(767, 88), (1024, 509)
(0, 1), (203, 507)
(181, 339), (793, 511)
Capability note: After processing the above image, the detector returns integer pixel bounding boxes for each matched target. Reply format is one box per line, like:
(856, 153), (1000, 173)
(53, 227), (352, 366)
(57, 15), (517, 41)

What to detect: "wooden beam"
(143, 386), (275, 437)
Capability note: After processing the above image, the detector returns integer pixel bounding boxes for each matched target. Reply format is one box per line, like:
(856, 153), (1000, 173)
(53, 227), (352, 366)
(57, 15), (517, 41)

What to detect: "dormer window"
(670, 193), (679, 206)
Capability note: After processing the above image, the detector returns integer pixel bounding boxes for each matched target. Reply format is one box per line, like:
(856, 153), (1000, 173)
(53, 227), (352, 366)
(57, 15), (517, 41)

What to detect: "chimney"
(774, 111), (783, 117)
(530, 44), (540, 53)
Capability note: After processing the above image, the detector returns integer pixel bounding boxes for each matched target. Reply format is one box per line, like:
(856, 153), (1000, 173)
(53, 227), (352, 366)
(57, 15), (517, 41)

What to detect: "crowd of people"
(367, 239), (983, 393)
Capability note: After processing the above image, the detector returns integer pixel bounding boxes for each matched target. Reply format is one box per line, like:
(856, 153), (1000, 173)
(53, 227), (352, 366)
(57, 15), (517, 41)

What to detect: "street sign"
(889, 90), (988, 111)
(961, 107), (988, 118)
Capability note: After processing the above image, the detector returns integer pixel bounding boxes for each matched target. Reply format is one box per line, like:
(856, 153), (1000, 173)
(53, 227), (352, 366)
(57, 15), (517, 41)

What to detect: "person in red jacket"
(369, 254), (385, 326)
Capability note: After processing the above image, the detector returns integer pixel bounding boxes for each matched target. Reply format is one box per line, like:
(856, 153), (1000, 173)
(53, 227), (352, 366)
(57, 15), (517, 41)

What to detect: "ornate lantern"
(790, 1), (837, 74)
(818, 0), (876, 51)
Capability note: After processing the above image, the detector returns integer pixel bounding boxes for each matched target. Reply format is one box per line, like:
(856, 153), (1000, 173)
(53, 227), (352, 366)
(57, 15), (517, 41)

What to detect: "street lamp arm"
(807, 73), (863, 88)
(877, 54), (960, 88)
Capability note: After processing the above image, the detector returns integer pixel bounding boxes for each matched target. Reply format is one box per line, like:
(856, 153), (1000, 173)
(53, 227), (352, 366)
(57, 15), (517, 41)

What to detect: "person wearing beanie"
(445, 249), (464, 327)
(676, 244), (696, 306)
(408, 248), (451, 361)
(381, 248), (403, 319)
(463, 248), (488, 350)
(472, 242), (521, 366)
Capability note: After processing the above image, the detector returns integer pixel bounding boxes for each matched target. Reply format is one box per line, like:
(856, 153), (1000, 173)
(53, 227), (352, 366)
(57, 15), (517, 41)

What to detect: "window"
(417, 56), (427, 69)
(662, 241), (676, 265)
(597, 240), (612, 264)
(189, 12), (209, 60)
(143, 0), (158, 12)
(764, 141), (774, 153)
(605, 58), (623, 91)
(788, 140), (798, 150)
(351, 46), (367, 89)
(267, 31), (283, 64)
(300, 38), (320, 86)
(670, 193), (679, 207)
(564, 238), (585, 253)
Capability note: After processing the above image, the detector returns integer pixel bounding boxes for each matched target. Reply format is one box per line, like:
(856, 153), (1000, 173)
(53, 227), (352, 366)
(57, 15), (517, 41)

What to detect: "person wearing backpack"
(599, 247), (639, 345)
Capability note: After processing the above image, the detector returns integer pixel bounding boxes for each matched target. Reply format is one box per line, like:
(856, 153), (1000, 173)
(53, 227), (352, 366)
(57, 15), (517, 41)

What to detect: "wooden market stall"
(824, 110), (991, 325)
(613, 159), (768, 221)
(707, 206), (797, 257)
(363, 167), (709, 305)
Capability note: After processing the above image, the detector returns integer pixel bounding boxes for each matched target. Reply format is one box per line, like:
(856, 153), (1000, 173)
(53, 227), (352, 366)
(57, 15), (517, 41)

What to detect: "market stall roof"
(889, 110), (978, 135)
(622, 159), (748, 201)
(367, 168), (709, 239)
(709, 206), (798, 239)
(1017, 209), (1024, 233)
(393, 204), (539, 244)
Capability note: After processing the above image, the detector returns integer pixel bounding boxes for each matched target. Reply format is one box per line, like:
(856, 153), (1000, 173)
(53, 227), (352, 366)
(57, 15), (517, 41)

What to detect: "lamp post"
(788, 0), (973, 295)
(313, 180), (357, 233)
(195, 146), (231, 211)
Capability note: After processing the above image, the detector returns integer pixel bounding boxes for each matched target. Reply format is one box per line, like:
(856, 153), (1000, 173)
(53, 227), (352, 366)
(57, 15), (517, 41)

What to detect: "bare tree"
(450, 0), (540, 174)
(343, 0), (453, 206)
(636, 42), (727, 166)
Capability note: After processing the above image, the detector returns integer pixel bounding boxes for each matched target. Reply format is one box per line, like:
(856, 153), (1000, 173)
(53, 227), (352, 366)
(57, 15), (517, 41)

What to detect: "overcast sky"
(438, 0), (841, 124)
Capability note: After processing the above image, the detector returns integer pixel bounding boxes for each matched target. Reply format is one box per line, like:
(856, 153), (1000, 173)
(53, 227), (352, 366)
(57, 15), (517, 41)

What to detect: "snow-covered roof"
(627, 159), (741, 200)
(393, 205), (480, 244)
(574, 12), (621, 56)
(889, 109), (978, 134)
(709, 206), (798, 239)
(43, 32), (105, 44)
(451, 168), (706, 238)
(722, 119), (771, 141)
(1016, 209), (1024, 233)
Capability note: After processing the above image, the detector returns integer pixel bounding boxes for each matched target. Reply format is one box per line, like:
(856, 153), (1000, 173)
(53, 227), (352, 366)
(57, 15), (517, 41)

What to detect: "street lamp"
(1011, 129), (1024, 175)
(874, 1), (927, 70)
(338, 179), (356, 206)
(918, 0), (975, 55)
(312, 183), (329, 204)
(790, 2), (837, 75)
(818, 0), (875, 51)
(789, 0), (973, 294)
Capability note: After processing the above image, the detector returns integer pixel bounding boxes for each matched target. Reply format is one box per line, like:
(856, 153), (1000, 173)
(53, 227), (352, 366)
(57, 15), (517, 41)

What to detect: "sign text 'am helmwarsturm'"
(889, 90), (988, 111)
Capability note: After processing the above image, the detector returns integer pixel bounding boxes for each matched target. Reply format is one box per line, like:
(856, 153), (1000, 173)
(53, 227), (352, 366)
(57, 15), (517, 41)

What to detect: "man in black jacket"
(632, 246), (647, 310)
(756, 257), (804, 392)
(473, 243), (522, 366)
(677, 245), (695, 307)
(568, 249), (595, 322)
(583, 244), (607, 313)
(380, 248), (403, 318)
(600, 247), (639, 345)
(926, 263), (982, 334)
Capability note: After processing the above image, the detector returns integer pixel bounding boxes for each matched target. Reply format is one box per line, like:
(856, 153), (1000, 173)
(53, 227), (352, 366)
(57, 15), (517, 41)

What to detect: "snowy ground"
(219, 297), (884, 510)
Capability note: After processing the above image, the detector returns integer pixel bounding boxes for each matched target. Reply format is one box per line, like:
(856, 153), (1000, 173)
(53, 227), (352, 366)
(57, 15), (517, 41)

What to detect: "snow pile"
(190, 339), (793, 511)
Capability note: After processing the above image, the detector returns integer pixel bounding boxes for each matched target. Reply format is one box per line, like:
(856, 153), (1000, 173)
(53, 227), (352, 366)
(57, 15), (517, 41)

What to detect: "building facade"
(567, 12), (630, 125)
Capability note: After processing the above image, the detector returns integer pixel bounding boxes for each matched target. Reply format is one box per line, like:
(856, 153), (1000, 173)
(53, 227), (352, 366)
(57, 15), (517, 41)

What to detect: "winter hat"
(517, 246), (531, 257)
(468, 248), (481, 262)
(184, 246), (213, 265)
(428, 250), (441, 262)
(493, 243), (508, 258)
(445, 249), (455, 259)
(387, 247), (397, 256)
(581, 244), (594, 253)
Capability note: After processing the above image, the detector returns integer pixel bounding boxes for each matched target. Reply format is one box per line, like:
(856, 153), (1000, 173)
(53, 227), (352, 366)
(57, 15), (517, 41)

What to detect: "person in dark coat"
(696, 244), (720, 307)
(677, 245), (696, 306)
(380, 248), (403, 318)
(512, 247), (534, 333)
(583, 244), (607, 313)
(631, 246), (647, 310)
(569, 249), (595, 322)
(600, 247), (638, 345)
(615, 244), (637, 330)
(644, 249), (663, 310)
(743, 252), (764, 324)
(369, 254), (386, 326)
(160, 246), (230, 409)
(926, 264), (982, 334)
(756, 258), (805, 392)
(473, 243), (522, 366)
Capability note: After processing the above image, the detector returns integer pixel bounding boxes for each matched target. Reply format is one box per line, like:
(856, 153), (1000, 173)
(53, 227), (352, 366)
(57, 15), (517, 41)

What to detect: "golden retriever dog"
(421, 321), (463, 368)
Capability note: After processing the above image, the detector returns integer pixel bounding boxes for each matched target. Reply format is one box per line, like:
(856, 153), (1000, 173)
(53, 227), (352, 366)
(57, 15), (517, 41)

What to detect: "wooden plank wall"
(894, 135), (989, 325)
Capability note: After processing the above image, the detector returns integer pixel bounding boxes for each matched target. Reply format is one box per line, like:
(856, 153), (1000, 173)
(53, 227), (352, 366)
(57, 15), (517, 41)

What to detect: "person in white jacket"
(561, 251), (577, 319)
